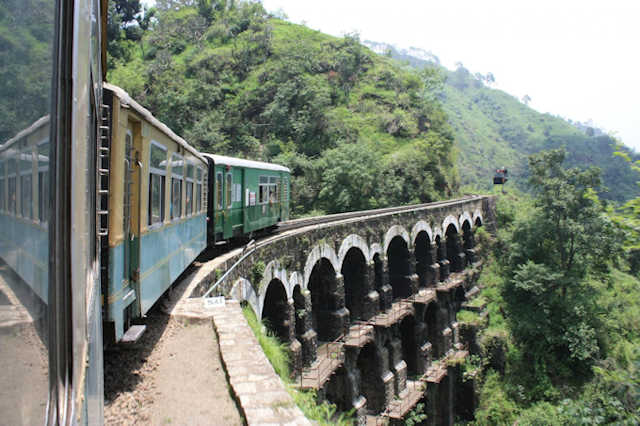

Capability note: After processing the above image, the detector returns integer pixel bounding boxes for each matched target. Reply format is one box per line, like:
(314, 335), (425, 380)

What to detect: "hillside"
(107, 1), (458, 216)
(365, 42), (640, 203)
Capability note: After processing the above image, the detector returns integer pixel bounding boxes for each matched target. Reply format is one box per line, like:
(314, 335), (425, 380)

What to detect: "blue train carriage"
(202, 154), (290, 245)
(0, 116), (51, 302)
(103, 83), (208, 343)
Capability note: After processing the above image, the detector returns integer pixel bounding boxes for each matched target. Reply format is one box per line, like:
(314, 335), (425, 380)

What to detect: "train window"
(216, 172), (223, 209)
(38, 141), (49, 223)
(21, 174), (32, 219)
(7, 155), (17, 214)
(226, 173), (232, 208)
(269, 176), (278, 204)
(185, 162), (194, 215)
(170, 153), (183, 220)
(259, 175), (268, 204)
(196, 167), (203, 213)
(149, 142), (167, 225)
(0, 158), (4, 212)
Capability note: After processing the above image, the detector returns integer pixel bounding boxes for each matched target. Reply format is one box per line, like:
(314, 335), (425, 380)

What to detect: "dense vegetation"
(107, 0), (457, 216)
(367, 43), (640, 204)
(465, 150), (640, 424)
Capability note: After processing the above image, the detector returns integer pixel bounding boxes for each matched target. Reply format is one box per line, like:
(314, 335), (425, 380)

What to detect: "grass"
(241, 305), (354, 425)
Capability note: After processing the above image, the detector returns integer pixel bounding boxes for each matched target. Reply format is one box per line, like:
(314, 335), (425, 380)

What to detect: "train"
(0, 0), (289, 423)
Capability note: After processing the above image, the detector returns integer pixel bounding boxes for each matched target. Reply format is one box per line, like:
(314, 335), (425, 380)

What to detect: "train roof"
(201, 153), (290, 173)
(104, 83), (207, 164)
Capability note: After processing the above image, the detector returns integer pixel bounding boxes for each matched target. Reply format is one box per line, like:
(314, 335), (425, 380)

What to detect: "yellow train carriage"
(102, 83), (208, 343)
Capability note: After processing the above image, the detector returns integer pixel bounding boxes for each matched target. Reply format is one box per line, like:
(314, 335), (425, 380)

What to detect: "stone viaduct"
(202, 195), (496, 425)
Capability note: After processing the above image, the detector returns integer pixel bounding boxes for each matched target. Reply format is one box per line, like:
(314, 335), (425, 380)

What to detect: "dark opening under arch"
(387, 236), (411, 299)
(308, 258), (338, 342)
(341, 247), (368, 322)
(262, 279), (290, 342)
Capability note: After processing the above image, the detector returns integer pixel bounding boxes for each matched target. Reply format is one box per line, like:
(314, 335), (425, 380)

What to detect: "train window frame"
(0, 156), (5, 212)
(37, 139), (49, 224)
(7, 153), (17, 215)
(216, 171), (223, 210)
(149, 141), (167, 227)
(258, 175), (268, 204)
(170, 153), (183, 220)
(19, 142), (34, 219)
(196, 167), (203, 213)
(226, 172), (232, 209)
(185, 161), (194, 216)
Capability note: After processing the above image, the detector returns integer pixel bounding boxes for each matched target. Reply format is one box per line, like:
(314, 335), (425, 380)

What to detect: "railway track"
(203, 195), (486, 297)
(276, 194), (483, 233)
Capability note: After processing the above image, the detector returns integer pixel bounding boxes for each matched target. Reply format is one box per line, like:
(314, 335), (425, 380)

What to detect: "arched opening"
(435, 235), (448, 281)
(357, 342), (384, 414)
(425, 302), (440, 359)
(325, 366), (356, 412)
(400, 315), (418, 376)
(474, 217), (482, 228)
(461, 220), (473, 251)
(373, 253), (386, 311)
(293, 285), (306, 338)
(387, 236), (411, 299)
(445, 224), (463, 272)
(308, 258), (339, 342)
(262, 279), (290, 342)
(341, 247), (368, 322)
(454, 286), (466, 314)
(414, 231), (431, 288)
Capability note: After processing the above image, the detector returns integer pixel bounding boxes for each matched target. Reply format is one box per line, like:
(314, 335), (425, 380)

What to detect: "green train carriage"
(203, 154), (290, 245)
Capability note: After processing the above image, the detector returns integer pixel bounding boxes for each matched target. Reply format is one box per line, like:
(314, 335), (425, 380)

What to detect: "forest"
(105, 1), (640, 423)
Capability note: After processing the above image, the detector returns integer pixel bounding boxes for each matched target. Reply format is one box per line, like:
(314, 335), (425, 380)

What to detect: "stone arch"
(341, 246), (370, 321)
(442, 215), (460, 234)
(473, 209), (483, 227)
(383, 225), (411, 255)
(411, 220), (433, 245)
(303, 242), (340, 290)
(338, 234), (370, 266)
(432, 226), (443, 241)
(230, 277), (259, 317)
(260, 259), (288, 301)
(307, 257), (345, 341)
(413, 229), (433, 288)
(288, 271), (302, 299)
(459, 211), (473, 230)
(387, 235), (412, 300)
(261, 278), (290, 342)
(445, 222), (464, 272)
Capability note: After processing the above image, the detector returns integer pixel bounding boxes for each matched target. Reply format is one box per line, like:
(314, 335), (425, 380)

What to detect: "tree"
(501, 149), (620, 386)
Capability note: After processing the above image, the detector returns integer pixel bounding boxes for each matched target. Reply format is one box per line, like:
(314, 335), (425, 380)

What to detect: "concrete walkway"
(210, 299), (310, 426)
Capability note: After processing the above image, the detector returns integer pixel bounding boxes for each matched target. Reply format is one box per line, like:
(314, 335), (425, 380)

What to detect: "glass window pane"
(171, 154), (183, 177)
(21, 174), (32, 218)
(196, 183), (202, 213)
(150, 143), (167, 171)
(171, 177), (182, 219)
(226, 174), (232, 208)
(186, 181), (193, 215)
(216, 173), (223, 209)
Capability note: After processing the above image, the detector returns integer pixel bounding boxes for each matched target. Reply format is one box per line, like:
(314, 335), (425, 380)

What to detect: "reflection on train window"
(259, 175), (268, 204)
(21, 174), (32, 219)
(185, 162), (194, 215)
(196, 167), (203, 213)
(216, 172), (223, 209)
(226, 173), (232, 208)
(7, 156), (17, 214)
(170, 153), (183, 220)
(149, 142), (167, 225)
(38, 141), (49, 223)
(0, 159), (5, 211)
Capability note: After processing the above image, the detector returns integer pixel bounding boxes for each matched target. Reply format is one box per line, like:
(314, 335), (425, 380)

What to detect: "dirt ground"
(104, 310), (243, 425)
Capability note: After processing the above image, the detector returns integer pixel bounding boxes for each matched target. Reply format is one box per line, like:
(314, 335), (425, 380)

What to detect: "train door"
(123, 130), (135, 325)
(281, 173), (289, 221)
(223, 170), (233, 238)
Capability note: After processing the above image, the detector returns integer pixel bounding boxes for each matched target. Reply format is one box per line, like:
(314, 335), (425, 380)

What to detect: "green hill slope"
(368, 43), (639, 202)
(107, 2), (458, 216)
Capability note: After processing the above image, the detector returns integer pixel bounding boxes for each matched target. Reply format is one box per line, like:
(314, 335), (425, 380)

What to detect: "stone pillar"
(389, 338), (407, 395)
(363, 262), (380, 320)
(438, 242), (450, 281)
(379, 257), (393, 311)
(407, 252), (419, 296)
(287, 299), (303, 375)
(418, 342), (433, 375)
(446, 234), (466, 273)
(427, 243), (440, 285)
(325, 274), (349, 340)
(297, 291), (318, 365)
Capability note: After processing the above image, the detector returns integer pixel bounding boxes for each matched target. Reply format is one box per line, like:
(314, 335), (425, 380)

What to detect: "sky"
(260, 0), (640, 151)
